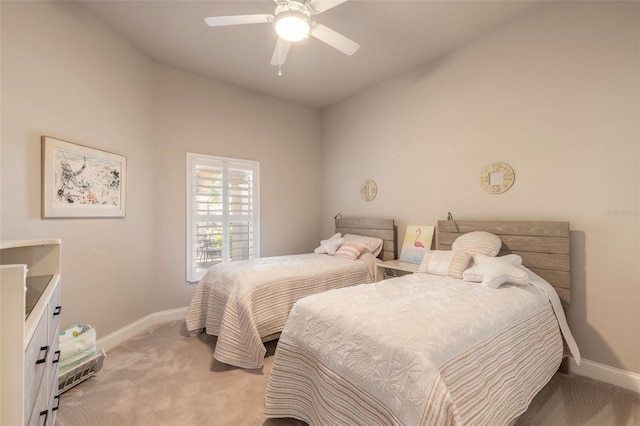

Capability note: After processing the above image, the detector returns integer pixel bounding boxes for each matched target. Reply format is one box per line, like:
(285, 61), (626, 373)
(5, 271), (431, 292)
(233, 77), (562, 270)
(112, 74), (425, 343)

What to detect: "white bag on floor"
(59, 324), (97, 371)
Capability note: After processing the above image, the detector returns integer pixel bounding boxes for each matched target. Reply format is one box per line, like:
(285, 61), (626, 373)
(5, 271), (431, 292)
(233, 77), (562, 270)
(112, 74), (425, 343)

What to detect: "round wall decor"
(360, 179), (377, 201)
(480, 162), (515, 194)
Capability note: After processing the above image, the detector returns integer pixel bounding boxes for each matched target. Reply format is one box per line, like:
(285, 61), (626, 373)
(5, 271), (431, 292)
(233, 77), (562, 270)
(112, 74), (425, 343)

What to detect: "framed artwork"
(41, 136), (127, 218)
(399, 225), (435, 264)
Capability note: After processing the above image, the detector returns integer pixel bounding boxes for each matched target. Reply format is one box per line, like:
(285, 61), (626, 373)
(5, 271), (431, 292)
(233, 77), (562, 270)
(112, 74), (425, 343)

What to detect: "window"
(186, 153), (259, 282)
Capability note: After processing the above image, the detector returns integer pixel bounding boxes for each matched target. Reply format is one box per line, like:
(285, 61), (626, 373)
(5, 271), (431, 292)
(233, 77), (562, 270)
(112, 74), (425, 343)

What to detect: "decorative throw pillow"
(343, 234), (384, 257)
(462, 254), (529, 288)
(314, 233), (344, 255)
(417, 250), (473, 279)
(334, 241), (366, 261)
(452, 231), (502, 257)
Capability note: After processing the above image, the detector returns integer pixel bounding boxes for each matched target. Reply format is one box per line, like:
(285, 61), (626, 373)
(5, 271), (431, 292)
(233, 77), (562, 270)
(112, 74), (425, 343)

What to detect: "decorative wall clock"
(480, 162), (515, 194)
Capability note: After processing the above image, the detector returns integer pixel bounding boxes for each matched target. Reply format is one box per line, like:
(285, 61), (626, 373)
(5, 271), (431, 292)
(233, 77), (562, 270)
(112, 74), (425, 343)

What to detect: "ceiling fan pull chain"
(278, 41), (283, 76)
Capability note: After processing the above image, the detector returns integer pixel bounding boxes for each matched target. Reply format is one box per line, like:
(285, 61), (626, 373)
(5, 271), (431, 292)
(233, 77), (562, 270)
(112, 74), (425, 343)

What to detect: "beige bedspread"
(185, 252), (377, 369)
(265, 272), (579, 425)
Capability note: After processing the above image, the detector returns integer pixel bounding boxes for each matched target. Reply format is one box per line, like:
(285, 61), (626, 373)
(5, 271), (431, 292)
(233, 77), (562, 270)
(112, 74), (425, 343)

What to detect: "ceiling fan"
(204, 0), (359, 67)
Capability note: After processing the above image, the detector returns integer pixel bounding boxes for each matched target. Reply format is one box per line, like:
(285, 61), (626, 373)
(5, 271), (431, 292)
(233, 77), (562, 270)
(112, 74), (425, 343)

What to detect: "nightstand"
(376, 260), (419, 281)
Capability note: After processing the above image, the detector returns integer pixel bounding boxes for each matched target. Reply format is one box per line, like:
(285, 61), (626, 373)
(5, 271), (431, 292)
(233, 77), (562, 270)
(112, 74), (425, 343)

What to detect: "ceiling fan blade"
(271, 38), (292, 66)
(310, 23), (359, 55)
(204, 14), (273, 27)
(306, 0), (349, 14)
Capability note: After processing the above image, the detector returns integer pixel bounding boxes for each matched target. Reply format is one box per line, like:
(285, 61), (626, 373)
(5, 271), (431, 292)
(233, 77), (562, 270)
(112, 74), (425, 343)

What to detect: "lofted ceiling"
(75, 0), (543, 109)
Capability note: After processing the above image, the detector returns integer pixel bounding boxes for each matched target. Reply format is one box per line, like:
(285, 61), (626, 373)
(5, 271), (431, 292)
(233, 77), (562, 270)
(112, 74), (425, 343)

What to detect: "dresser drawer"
(48, 317), (60, 414)
(25, 308), (49, 421)
(27, 372), (49, 426)
(47, 378), (59, 426)
(48, 284), (61, 345)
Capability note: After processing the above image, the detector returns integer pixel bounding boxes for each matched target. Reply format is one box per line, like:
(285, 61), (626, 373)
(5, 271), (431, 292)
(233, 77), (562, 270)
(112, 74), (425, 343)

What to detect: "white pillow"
(452, 231), (502, 257)
(417, 250), (473, 279)
(343, 234), (384, 257)
(314, 233), (344, 255)
(463, 254), (529, 288)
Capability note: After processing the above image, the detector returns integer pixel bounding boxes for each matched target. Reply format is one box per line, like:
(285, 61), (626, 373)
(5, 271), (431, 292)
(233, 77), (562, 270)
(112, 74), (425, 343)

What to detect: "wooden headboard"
(437, 220), (570, 305)
(335, 217), (396, 261)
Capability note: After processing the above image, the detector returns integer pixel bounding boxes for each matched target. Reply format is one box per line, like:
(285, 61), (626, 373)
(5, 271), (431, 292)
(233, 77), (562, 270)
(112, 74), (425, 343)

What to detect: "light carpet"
(56, 321), (640, 426)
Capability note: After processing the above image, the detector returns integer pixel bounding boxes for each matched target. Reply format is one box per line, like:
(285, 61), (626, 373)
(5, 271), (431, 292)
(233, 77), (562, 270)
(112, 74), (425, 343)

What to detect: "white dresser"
(1, 239), (62, 426)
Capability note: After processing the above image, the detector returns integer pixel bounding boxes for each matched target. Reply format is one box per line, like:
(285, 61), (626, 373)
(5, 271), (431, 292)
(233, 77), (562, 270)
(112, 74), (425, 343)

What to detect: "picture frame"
(399, 225), (435, 264)
(41, 136), (127, 218)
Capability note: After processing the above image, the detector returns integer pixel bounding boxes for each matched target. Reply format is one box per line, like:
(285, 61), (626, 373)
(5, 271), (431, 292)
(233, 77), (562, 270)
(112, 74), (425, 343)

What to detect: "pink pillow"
(334, 241), (366, 261)
(417, 250), (473, 279)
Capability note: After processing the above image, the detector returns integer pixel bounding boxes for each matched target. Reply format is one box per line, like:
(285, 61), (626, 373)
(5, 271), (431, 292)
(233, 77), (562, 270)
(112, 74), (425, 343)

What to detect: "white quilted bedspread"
(186, 252), (378, 368)
(199, 253), (373, 298)
(276, 272), (578, 424)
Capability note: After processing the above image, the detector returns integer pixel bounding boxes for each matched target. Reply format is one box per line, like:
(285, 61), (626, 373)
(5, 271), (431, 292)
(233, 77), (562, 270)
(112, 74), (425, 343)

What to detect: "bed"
(185, 217), (396, 369)
(264, 219), (581, 425)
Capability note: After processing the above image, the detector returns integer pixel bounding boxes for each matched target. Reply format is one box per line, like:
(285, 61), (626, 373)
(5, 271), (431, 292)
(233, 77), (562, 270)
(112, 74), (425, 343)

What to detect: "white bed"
(264, 220), (580, 425)
(185, 217), (396, 369)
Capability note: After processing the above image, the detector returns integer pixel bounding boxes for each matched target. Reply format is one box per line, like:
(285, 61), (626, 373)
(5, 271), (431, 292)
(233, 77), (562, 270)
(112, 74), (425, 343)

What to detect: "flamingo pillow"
(417, 250), (473, 279)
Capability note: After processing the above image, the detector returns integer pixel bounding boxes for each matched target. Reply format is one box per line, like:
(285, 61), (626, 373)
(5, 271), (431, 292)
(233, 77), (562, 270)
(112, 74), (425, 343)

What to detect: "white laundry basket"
(57, 323), (106, 393)
(58, 348), (106, 394)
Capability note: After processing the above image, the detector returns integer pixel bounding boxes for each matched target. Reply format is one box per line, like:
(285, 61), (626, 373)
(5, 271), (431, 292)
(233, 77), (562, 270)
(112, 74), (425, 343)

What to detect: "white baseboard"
(97, 307), (188, 352)
(571, 358), (640, 394)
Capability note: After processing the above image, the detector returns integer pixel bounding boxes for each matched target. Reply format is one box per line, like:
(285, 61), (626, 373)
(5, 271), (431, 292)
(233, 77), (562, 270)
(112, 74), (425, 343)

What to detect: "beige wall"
(321, 1), (639, 374)
(1, 1), (156, 336)
(0, 2), (323, 334)
(150, 64), (323, 310)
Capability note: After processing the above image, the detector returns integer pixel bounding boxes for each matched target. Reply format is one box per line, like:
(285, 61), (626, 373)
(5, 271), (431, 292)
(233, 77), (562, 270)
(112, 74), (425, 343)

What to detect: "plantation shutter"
(187, 153), (259, 282)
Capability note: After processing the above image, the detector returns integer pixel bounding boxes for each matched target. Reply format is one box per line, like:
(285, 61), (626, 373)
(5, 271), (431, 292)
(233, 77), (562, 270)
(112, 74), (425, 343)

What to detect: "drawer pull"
(53, 350), (61, 364)
(39, 409), (48, 425)
(35, 345), (49, 365)
(53, 395), (60, 411)
(53, 305), (62, 316)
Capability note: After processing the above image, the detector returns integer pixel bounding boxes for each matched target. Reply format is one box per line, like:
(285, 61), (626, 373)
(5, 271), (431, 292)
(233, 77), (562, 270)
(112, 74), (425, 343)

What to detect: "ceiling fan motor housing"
(274, 1), (312, 42)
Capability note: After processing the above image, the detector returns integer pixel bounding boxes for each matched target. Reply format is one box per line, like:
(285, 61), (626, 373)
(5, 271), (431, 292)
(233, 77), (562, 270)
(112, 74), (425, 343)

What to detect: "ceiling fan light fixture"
(274, 10), (311, 42)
